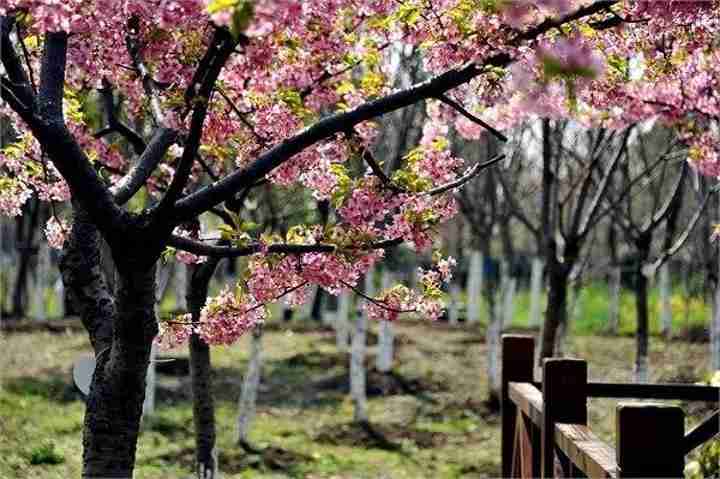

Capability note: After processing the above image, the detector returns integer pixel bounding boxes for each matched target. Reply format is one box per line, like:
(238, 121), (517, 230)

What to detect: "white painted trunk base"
(237, 328), (263, 442)
(336, 293), (351, 351)
(466, 251), (483, 323)
(376, 272), (394, 373)
(448, 283), (460, 326)
(351, 271), (373, 423)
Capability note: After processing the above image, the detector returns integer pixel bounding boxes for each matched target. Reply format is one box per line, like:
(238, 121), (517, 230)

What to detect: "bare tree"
(501, 120), (632, 358)
(606, 126), (711, 382)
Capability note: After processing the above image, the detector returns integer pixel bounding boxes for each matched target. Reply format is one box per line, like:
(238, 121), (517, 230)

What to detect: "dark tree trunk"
(310, 287), (325, 321)
(82, 268), (157, 478)
(188, 259), (221, 479)
(11, 198), (41, 318)
(540, 263), (570, 359)
(60, 205), (158, 478)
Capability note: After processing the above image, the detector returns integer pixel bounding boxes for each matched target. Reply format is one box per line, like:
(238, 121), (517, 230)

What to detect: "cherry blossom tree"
(2, 1), (720, 477)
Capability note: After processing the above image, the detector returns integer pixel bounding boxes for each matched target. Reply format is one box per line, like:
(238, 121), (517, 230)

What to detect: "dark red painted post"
(501, 335), (535, 477)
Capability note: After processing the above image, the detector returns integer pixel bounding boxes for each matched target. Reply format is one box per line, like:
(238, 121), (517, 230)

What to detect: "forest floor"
(0, 319), (716, 478)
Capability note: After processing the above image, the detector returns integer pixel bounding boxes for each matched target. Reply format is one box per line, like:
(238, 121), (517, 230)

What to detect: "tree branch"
(95, 79), (147, 155)
(38, 31), (67, 121)
(576, 127), (631, 239)
(111, 127), (179, 205)
(427, 153), (505, 196)
(436, 94), (508, 143)
(0, 16), (35, 113)
(171, 0), (617, 222)
(154, 28), (236, 216)
(643, 188), (716, 277)
(168, 235), (337, 258)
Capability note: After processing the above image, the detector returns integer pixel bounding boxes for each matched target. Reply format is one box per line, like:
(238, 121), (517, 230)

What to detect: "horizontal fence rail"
(530, 381), (720, 402)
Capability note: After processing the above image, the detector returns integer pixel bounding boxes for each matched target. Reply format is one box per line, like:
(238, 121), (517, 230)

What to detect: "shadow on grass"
(144, 443), (312, 475)
(315, 421), (446, 450)
(3, 372), (81, 403)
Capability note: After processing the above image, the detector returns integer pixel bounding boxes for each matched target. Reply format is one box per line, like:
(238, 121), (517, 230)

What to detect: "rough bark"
(541, 264), (570, 359)
(59, 203), (159, 479)
(187, 259), (221, 479)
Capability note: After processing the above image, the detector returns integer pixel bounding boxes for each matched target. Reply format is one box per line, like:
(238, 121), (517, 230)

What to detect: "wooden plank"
(502, 335), (535, 478)
(531, 381), (720, 402)
(509, 382), (544, 426)
(512, 410), (534, 477)
(682, 410), (720, 454)
(524, 414), (541, 478)
(555, 423), (618, 478)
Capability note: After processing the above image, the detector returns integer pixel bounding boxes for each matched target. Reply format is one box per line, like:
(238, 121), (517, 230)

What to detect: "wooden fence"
(502, 335), (720, 478)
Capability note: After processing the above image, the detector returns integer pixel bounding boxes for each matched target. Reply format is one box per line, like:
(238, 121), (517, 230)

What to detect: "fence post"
(616, 403), (685, 478)
(542, 358), (588, 478)
(502, 335), (535, 477)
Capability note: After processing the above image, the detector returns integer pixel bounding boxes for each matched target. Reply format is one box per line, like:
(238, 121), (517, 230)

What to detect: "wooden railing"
(501, 335), (720, 478)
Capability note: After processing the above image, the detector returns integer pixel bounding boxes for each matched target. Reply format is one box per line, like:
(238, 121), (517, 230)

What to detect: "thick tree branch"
(154, 28), (236, 216)
(168, 235), (337, 257)
(95, 79), (147, 155)
(641, 161), (687, 233)
(125, 20), (166, 126)
(111, 127), (179, 205)
(171, 0), (618, 222)
(38, 31), (67, 121)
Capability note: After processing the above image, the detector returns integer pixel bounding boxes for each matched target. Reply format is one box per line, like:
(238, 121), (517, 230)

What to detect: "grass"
(1, 309), (716, 478)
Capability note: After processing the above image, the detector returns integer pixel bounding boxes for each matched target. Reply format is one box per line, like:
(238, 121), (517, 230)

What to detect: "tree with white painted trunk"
(336, 292), (352, 351)
(607, 126), (711, 383)
(351, 270), (374, 424)
(237, 326), (264, 449)
(376, 271), (395, 374)
(466, 250), (484, 324)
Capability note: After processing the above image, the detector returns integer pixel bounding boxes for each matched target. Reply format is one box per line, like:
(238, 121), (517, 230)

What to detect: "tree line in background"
(2, 1), (720, 478)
